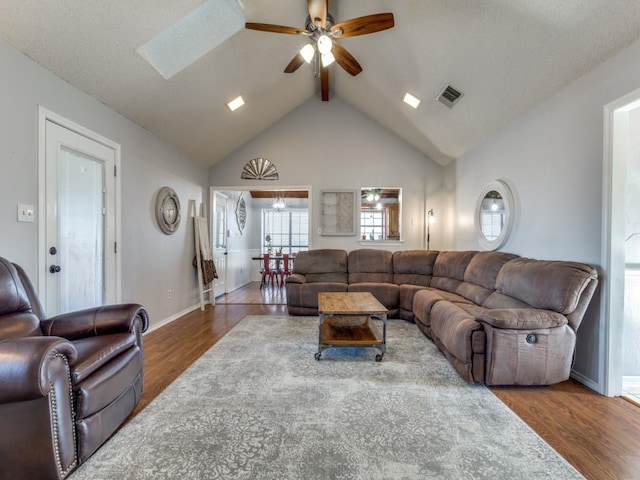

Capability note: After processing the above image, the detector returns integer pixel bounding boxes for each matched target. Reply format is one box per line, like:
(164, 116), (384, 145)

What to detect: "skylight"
(137, 0), (245, 79)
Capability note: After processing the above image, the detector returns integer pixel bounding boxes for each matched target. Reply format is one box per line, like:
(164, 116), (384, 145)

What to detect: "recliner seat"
(0, 257), (148, 480)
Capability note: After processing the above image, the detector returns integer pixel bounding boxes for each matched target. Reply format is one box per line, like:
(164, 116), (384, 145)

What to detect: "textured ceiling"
(2, 1), (640, 167)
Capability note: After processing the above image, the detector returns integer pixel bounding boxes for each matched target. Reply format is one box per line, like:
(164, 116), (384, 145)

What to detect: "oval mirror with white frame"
(475, 180), (515, 250)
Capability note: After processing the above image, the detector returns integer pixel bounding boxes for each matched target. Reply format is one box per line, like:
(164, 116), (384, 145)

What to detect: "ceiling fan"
(246, 0), (394, 101)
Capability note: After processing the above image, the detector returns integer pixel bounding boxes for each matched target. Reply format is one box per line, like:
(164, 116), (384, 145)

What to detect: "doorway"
(604, 91), (640, 400)
(38, 108), (121, 316)
(210, 186), (311, 304)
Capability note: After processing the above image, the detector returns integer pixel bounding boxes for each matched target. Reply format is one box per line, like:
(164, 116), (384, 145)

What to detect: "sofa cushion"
(392, 250), (438, 286)
(286, 282), (348, 310)
(430, 251), (477, 293)
(348, 249), (394, 284)
(293, 249), (348, 284)
(0, 312), (42, 340)
(477, 308), (568, 330)
(464, 251), (520, 289)
(398, 284), (428, 320)
(496, 258), (598, 315)
(454, 251), (520, 305)
(430, 301), (485, 362)
(0, 258), (33, 316)
(347, 282), (399, 312)
(74, 345), (142, 418)
(71, 333), (137, 384)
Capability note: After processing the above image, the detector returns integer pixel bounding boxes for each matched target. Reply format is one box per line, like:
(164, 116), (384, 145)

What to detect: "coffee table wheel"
(375, 353), (384, 362)
(314, 352), (322, 361)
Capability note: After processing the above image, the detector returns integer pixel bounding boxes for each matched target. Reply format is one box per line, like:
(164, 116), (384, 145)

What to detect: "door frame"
(209, 185), (313, 284)
(602, 88), (640, 396)
(211, 190), (228, 297)
(37, 106), (122, 306)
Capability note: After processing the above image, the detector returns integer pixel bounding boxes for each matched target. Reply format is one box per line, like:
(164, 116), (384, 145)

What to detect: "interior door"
(213, 191), (228, 297)
(44, 120), (116, 315)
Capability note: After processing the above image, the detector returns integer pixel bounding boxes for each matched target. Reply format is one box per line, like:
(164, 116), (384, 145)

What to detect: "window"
(480, 211), (504, 241)
(360, 208), (385, 240)
(262, 209), (308, 254)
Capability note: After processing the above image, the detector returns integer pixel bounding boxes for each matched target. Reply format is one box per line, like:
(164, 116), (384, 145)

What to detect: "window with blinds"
(262, 209), (309, 254)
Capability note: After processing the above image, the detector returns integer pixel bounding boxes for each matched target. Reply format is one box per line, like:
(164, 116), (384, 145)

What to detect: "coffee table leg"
(316, 314), (326, 360)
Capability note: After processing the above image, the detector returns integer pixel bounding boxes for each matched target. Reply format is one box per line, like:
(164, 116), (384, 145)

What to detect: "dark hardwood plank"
(133, 284), (640, 480)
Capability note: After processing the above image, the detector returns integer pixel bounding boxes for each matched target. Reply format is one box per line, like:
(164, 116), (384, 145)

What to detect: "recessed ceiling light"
(227, 96), (245, 112)
(403, 92), (421, 109)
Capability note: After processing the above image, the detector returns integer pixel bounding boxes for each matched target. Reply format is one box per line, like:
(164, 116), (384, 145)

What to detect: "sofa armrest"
(285, 274), (307, 285)
(41, 303), (149, 340)
(477, 308), (568, 330)
(0, 336), (77, 403)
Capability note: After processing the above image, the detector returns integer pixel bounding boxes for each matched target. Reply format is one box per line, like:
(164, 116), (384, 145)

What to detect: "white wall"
(453, 36), (640, 390)
(0, 39), (209, 328)
(209, 96), (446, 252)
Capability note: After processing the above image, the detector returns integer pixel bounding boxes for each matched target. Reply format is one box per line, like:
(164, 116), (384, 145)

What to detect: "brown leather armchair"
(0, 257), (148, 480)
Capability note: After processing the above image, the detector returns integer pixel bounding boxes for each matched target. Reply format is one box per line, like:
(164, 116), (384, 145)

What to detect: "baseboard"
(144, 303), (201, 335)
(570, 369), (603, 394)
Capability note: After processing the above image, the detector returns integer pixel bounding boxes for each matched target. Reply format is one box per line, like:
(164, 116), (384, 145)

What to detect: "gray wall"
(209, 96), (447, 252)
(453, 36), (640, 390)
(0, 39), (209, 328)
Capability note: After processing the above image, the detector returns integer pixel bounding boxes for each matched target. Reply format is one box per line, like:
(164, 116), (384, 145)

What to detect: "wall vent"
(437, 84), (464, 108)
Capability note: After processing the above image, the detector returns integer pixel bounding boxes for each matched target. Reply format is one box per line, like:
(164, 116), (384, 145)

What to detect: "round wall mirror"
(155, 186), (181, 235)
(475, 180), (515, 250)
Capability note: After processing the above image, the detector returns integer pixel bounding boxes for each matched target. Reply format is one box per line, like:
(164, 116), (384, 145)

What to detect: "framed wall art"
(320, 189), (356, 236)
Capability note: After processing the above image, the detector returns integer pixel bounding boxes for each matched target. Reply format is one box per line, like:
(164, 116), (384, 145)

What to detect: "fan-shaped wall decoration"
(241, 157), (279, 180)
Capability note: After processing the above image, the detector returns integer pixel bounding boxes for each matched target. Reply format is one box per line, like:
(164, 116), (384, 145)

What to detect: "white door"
(43, 120), (117, 315)
(212, 191), (228, 297)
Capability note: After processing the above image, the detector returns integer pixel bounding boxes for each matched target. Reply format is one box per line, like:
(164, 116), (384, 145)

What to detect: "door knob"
(49, 265), (61, 274)
(49, 247), (57, 255)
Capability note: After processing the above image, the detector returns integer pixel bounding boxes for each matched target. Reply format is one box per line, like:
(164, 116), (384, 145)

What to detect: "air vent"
(437, 84), (464, 108)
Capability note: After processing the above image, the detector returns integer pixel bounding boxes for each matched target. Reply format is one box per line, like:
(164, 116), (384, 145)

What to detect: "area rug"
(71, 315), (583, 480)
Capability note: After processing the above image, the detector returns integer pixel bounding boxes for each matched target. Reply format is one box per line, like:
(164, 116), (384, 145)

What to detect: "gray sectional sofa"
(285, 248), (598, 386)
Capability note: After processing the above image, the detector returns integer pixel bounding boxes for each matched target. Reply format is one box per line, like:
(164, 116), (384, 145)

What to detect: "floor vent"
(437, 84), (464, 108)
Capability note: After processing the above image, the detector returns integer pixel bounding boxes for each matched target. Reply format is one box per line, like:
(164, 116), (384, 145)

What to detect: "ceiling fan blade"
(307, 0), (328, 27)
(331, 13), (394, 38)
(332, 41), (363, 76)
(245, 23), (307, 35)
(284, 53), (305, 73)
(321, 66), (329, 101)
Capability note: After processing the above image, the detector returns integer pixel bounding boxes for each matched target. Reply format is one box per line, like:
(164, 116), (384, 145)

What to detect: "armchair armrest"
(0, 336), (77, 403)
(41, 303), (149, 340)
(285, 274), (307, 285)
(477, 308), (568, 330)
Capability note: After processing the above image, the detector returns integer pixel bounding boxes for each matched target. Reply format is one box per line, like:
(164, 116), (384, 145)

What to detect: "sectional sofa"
(285, 248), (598, 386)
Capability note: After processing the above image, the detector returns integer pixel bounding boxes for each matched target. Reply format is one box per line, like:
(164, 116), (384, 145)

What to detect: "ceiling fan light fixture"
(300, 43), (315, 63)
(321, 51), (335, 67)
(226, 95), (245, 112)
(403, 92), (421, 109)
(317, 35), (333, 55)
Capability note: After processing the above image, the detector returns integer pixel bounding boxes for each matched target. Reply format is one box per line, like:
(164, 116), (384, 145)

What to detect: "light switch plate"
(17, 204), (35, 223)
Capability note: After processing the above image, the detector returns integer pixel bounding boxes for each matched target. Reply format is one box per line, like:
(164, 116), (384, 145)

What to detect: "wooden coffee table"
(315, 292), (388, 362)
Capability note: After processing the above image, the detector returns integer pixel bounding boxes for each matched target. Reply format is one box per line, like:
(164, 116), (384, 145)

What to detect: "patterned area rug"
(72, 316), (583, 480)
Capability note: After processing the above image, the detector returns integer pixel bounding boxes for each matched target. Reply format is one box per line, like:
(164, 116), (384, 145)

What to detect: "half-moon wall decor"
(241, 157), (279, 180)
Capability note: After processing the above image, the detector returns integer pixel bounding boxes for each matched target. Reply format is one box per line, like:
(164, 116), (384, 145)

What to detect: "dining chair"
(260, 253), (276, 289)
(278, 253), (293, 288)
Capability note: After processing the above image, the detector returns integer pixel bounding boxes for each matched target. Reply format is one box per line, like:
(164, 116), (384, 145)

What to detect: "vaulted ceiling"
(2, 1), (640, 167)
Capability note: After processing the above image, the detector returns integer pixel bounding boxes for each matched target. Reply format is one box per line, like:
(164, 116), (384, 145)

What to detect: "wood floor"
(136, 283), (640, 480)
